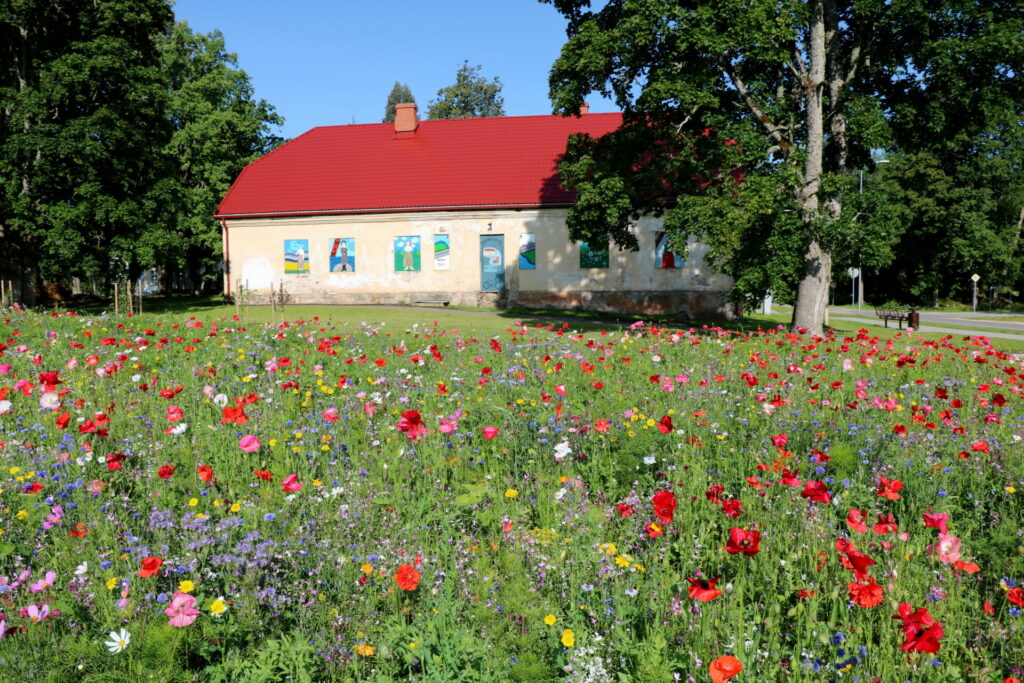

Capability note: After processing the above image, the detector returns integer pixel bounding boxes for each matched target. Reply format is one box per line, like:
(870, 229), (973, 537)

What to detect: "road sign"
(971, 274), (980, 282)
(848, 268), (861, 278)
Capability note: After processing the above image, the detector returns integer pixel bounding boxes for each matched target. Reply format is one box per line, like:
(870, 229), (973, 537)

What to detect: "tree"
(426, 61), (505, 120)
(0, 0), (174, 303)
(154, 21), (284, 292)
(541, 0), (1024, 333)
(383, 82), (415, 123)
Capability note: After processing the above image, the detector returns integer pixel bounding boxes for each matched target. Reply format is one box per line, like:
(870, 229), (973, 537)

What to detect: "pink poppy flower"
(322, 407), (340, 422)
(482, 426), (500, 440)
(239, 435), (261, 453)
(927, 533), (962, 564)
(281, 473), (303, 492)
(438, 417), (457, 434)
(165, 592), (200, 627)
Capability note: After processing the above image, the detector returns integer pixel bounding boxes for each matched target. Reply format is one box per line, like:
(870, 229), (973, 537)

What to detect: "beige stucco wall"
(223, 208), (735, 317)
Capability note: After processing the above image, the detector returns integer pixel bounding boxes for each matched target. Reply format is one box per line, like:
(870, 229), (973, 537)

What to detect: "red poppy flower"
(893, 424), (907, 435)
(616, 503), (635, 518)
(106, 452), (126, 471)
(770, 433), (788, 448)
(644, 521), (664, 538)
(68, 523), (90, 538)
(709, 655), (743, 683)
(1008, 587), (1024, 607)
(393, 564), (420, 591)
(847, 577), (884, 607)
(158, 464), (175, 479)
(165, 405), (184, 422)
(800, 480), (831, 504)
(725, 527), (761, 557)
(876, 476), (903, 500)
(971, 440), (990, 453)
(686, 575), (723, 602)
(922, 512), (949, 534)
(651, 490), (677, 525)
(721, 499), (742, 518)
(846, 508), (868, 534)
(873, 512), (898, 534)
(221, 405), (248, 425)
(779, 469), (801, 486)
(396, 410), (426, 442)
(893, 602), (944, 653)
(197, 465), (215, 483)
(657, 415), (673, 434)
(137, 556), (163, 578)
(253, 469), (273, 481)
(706, 484), (725, 505)
(55, 411), (70, 430)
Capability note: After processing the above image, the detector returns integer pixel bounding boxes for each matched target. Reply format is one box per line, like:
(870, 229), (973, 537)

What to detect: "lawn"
(0, 302), (1022, 681)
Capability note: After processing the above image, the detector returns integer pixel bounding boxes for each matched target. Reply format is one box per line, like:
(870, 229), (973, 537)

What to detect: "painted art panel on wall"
(394, 236), (421, 271)
(329, 238), (355, 272)
(284, 239), (309, 274)
(518, 233), (536, 270)
(579, 241), (609, 269)
(433, 234), (450, 270)
(655, 231), (685, 269)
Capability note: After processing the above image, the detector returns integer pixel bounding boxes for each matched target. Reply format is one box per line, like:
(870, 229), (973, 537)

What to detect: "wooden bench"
(413, 299), (450, 307)
(874, 306), (910, 329)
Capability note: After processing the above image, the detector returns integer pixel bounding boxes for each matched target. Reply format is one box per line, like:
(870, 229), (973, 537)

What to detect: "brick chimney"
(395, 102), (418, 133)
(579, 102), (589, 114)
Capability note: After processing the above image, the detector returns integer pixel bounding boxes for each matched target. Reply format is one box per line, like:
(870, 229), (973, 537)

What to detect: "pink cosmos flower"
(25, 604), (51, 623)
(927, 533), (962, 564)
(482, 426), (500, 440)
(239, 435), (261, 453)
(0, 363), (10, 375)
(29, 570), (56, 593)
(165, 592), (200, 627)
(438, 417), (458, 434)
(281, 474), (303, 492)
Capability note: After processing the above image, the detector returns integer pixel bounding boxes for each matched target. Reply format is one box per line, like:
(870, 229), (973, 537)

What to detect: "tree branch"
(722, 62), (793, 157)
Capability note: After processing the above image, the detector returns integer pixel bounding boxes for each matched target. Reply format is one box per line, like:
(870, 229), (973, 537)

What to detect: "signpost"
(971, 274), (980, 315)
(848, 267), (861, 314)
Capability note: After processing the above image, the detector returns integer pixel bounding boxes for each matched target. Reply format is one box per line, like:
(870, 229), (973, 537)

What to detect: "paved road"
(824, 309), (1024, 342)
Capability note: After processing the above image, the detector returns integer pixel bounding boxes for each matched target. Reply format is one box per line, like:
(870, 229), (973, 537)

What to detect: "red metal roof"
(215, 113), (623, 218)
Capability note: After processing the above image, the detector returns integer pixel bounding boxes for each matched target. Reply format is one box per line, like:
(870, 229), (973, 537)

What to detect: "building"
(215, 104), (733, 317)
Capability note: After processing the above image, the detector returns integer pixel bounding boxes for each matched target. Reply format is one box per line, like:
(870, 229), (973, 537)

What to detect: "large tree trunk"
(791, 239), (832, 332)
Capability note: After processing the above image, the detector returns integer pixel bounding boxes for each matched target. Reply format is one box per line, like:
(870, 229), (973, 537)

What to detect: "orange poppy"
(710, 655), (743, 682)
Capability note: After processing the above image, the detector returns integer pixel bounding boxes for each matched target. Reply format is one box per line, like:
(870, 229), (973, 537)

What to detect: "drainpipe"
(221, 218), (230, 298)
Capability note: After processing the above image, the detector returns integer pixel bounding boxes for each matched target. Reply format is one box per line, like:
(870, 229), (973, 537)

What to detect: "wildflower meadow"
(0, 308), (1022, 682)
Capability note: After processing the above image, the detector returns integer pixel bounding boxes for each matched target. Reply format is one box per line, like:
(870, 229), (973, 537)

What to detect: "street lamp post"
(857, 160), (889, 316)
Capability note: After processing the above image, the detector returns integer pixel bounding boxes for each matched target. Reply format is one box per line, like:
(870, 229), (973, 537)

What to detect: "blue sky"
(171, 0), (616, 139)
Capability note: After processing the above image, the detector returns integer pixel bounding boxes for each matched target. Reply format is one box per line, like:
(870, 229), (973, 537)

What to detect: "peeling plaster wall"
(223, 209), (735, 317)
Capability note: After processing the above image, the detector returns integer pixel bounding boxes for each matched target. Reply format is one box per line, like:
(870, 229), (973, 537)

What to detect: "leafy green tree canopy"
(426, 61), (505, 120)
(541, 0), (1024, 333)
(383, 82), (415, 123)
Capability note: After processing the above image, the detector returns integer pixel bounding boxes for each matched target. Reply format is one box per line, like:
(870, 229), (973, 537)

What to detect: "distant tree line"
(0, 1), (283, 304)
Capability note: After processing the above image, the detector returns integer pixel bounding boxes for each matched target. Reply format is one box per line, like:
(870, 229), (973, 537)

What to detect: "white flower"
(39, 392), (61, 410)
(213, 394), (228, 408)
(553, 441), (572, 461)
(105, 628), (130, 654)
(0, 400), (11, 414)
(167, 423), (188, 436)
(74, 562), (89, 576)
(643, 455), (656, 465)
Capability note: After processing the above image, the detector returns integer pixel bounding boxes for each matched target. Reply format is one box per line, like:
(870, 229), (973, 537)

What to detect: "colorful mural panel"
(579, 241), (609, 269)
(284, 239), (309, 274)
(329, 238), (355, 272)
(655, 231), (685, 269)
(518, 233), (536, 270)
(434, 234), (450, 270)
(394, 236), (422, 271)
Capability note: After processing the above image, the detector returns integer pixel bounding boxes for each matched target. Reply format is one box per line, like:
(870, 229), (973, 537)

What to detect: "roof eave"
(215, 202), (576, 220)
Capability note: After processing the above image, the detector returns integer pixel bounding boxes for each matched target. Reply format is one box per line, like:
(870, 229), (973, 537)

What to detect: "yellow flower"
(561, 629), (575, 647)
(598, 542), (617, 556)
(15, 510), (27, 520)
(230, 502), (242, 513)
(504, 489), (518, 498)
(188, 497), (199, 507)
(178, 580), (195, 593)
(544, 614), (556, 626)
(355, 644), (374, 657)
(1006, 486), (1017, 493)
(210, 598), (227, 615)
(614, 555), (631, 568)
(361, 563), (373, 574)
(106, 577), (118, 591)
